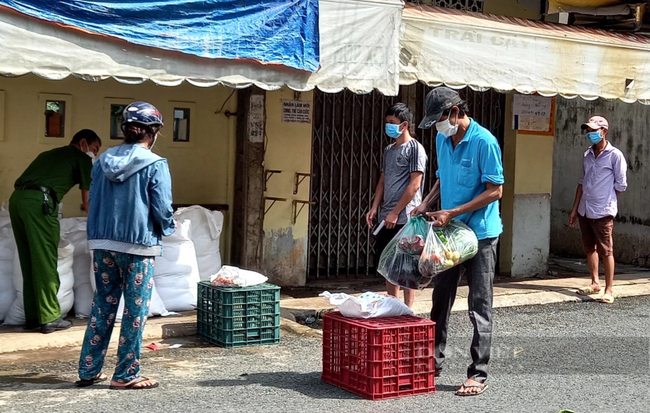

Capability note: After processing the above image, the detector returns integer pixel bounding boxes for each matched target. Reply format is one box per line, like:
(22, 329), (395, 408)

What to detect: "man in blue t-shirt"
(413, 87), (504, 397)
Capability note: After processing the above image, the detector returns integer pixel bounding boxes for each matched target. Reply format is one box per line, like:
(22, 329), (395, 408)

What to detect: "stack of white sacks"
(0, 205), (223, 325)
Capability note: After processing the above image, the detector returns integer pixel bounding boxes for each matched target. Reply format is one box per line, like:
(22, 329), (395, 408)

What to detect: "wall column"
(499, 93), (555, 278)
(260, 89), (313, 286)
(231, 87), (265, 271)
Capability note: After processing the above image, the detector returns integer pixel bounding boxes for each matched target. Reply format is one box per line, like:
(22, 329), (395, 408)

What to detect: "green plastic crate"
(196, 281), (281, 348)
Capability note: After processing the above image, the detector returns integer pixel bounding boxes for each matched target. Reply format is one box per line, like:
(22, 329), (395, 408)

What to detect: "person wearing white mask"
(568, 115), (627, 304)
(366, 103), (427, 308)
(10, 129), (101, 333)
(412, 87), (504, 396)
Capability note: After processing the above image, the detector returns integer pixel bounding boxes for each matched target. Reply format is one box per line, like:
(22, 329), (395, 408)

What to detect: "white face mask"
(435, 118), (459, 137)
(82, 142), (97, 163)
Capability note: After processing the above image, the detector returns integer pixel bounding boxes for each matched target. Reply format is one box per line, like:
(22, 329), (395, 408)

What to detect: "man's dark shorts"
(578, 214), (614, 256)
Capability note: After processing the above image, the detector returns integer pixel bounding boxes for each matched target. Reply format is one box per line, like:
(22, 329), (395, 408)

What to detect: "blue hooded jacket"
(87, 143), (175, 256)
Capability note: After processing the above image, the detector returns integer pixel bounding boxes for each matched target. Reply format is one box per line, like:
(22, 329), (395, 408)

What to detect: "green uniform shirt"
(14, 145), (92, 201)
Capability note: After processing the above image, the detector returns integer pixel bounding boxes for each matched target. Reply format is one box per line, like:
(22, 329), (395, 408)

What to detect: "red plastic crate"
(322, 311), (436, 400)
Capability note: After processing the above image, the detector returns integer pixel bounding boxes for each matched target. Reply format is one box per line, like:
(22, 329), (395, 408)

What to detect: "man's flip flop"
(456, 380), (488, 396)
(598, 294), (615, 304)
(576, 286), (600, 296)
(75, 372), (108, 387)
(109, 376), (159, 390)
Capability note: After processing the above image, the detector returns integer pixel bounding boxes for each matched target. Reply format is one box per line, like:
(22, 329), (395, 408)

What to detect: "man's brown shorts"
(578, 214), (614, 256)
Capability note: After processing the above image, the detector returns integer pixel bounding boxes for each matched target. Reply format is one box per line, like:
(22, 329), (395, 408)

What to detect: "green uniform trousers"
(9, 189), (61, 325)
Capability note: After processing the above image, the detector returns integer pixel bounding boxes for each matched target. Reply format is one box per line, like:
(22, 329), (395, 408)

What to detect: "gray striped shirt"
(380, 139), (428, 224)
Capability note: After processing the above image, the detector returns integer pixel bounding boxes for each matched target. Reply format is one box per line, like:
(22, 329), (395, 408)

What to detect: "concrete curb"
(0, 313), (198, 354)
(2, 276), (649, 354)
(280, 319), (323, 339)
(0, 312), (320, 354)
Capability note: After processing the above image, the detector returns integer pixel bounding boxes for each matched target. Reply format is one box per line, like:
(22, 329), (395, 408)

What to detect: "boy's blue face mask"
(385, 123), (403, 139)
(587, 131), (602, 144)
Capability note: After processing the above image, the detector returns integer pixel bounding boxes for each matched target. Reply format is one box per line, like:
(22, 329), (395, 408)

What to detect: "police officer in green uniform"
(10, 129), (101, 334)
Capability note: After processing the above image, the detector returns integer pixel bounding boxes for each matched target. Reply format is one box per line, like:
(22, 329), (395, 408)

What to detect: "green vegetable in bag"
(418, 220), (479, 286)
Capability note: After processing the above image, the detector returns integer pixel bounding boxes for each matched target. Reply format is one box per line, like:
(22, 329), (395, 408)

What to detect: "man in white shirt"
(568, 115), (628, 304)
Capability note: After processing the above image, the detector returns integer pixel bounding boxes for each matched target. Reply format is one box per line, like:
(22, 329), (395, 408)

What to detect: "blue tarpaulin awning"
(0, 0), (403, 95)
(0, 0), (320, 72)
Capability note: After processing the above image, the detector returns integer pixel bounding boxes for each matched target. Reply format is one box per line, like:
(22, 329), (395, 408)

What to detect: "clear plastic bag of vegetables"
(418, 220), (479, 285)
(376, 215), (428, 290)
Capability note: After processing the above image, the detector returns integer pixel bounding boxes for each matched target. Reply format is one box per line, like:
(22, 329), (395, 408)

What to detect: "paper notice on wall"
(282, 100), (312, 123)
(249, 94), (265, 143)
(514, 116), (550, 132)
(512, 94), (553, 132)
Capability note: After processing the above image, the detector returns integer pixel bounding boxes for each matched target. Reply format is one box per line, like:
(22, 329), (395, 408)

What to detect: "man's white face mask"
(82, 141), (97, 163)
(435, 111), (459, 137)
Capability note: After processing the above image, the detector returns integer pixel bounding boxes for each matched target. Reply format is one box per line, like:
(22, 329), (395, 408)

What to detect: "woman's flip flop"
(109, 376), (159, 390)
(75, 372), (108, 387)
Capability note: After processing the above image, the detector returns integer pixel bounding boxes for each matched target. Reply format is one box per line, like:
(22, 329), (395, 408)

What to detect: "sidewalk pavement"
(1, 257), (649, 354)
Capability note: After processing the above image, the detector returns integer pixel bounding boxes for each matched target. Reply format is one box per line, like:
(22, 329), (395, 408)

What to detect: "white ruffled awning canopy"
(0, 0), (403, 95)
(400, 3), (650, 104)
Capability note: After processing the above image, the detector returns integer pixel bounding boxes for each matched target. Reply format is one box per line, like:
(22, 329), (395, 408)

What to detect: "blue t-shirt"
(435, 119), (504, 240)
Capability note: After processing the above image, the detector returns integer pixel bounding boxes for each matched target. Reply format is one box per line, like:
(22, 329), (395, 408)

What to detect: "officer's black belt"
(14, 185), (59, 206)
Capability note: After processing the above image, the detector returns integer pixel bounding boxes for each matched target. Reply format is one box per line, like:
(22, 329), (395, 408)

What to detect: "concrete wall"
(551, 97), (650, 266)
(261, 89), (313, 286)
(0, 75), (236, 261)
(499, 94), (554, 277)
(511, 193), (551, 276)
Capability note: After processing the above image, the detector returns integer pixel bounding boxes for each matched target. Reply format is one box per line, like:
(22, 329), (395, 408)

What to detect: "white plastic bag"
(319, 291), (414, 318)
(210, 265), (268, 287)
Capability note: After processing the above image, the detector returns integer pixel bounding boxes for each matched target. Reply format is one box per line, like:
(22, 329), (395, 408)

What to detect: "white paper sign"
(512, 95), (552, 132)
(282, 100), (312, 123)
(512, 95), (552, 117)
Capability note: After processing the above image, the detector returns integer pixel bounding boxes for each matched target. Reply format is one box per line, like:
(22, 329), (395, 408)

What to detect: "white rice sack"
(3, 249), (24, 325)
(154, 220), (200, 311)
(57, 239), (75, 316)
(3, 295), (24, 326)
(0, 227), (17, 321)
(0, 214), (11, 230)
(4, 239), (75, 325)
(174, 206), (223, 281)
(60, 218), (94, 318)
(115, 277), (172, 323)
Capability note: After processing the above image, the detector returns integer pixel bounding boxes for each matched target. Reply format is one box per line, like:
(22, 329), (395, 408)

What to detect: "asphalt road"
(1, 296), (649, 413)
